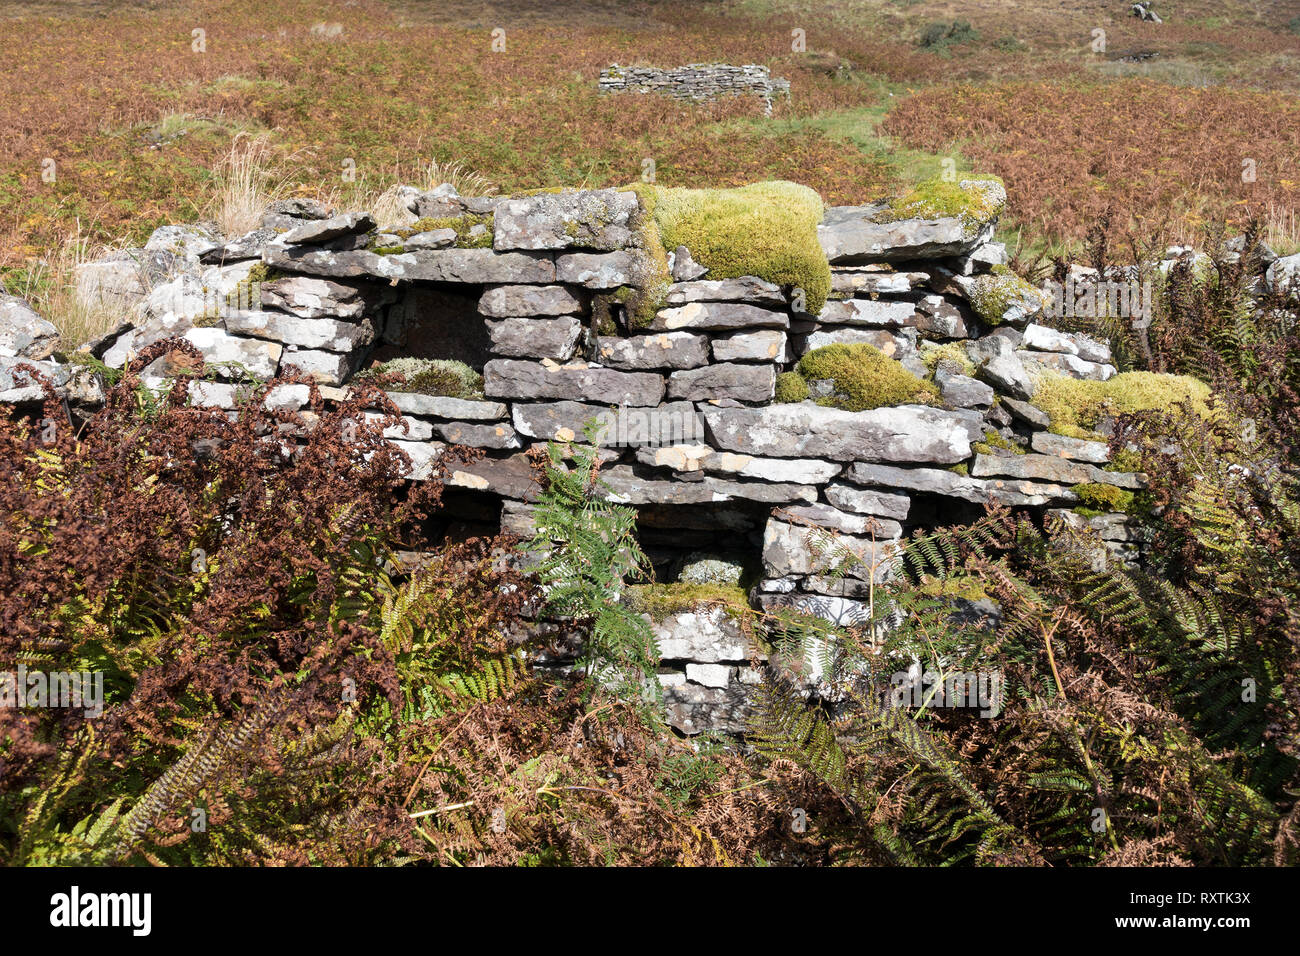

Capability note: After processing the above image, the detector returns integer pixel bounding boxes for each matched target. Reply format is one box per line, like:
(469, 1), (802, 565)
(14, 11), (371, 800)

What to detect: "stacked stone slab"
(598, 63), (790, 114)
(8, 182), (1158, 733)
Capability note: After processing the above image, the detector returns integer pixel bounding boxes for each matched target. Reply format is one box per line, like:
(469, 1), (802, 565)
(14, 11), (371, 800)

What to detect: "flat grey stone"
(702, 402), (974, 464)
(492, 189), (637, 251)
(486, 316), (584, 361)
(664, 277), (785, 305)
(666, 363), (775, 402)
(597, 332), (710, 370)
(648, 301), (788, 332)
(484, 359), (665, 406)
(478, 284), (584, 318)
(710, 329), (786, 363)
(823, 483), (912, 519)
(224, 309), (374, 351)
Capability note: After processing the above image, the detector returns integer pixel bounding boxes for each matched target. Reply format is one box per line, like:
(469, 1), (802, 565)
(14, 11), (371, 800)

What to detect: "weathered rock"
(486, 316), (584, 360)
(971, 453), (1143, 489)
(666, 363), (775, 402)
(597, 332), (710, 370)
(74, 249), (177, 312)
(1265, 253), (1300, 295)
(818, 201), (995, 264)
(281, 211), (375, 245)
(823, 483), (911, 520)
(446, 452), (542, 500)
(381, 392), (507, 420)
(401, 229), (457, 251)
(484, 360), (665, 405)
(934, 365), (994, 408)
(971, 337), (1035, 400)
(652, 604), (754, 662)
(183, 328), (282, 379)
(779, 502), (903, 539)
(0, 355), (69, 402)
(1017, 349), (1116, 382)
(265, 245), (556, 284)
(145, 224), (220, 264)
(362, 412), (435, 441)
(1000, 397), (1051, 430)
(702, 403), (973, 463)
(224, 310), (374, 351)
(280, 346), (362, 385)
(600, 466), (815, 505)
(389, 440), (449, 480)
(0, 296), (59, 360)
(203, 227), (280, 264)
(433, 420), (521, 449)
(554, 251), (637, 288)
(492, 189), (637, 251)
(802, 326), (916, 354)
(710, 329), (786, 363)
(261, 198), (333, 231)
(512, 400), (703, 445)
(830, 267), (925, 296)
(1048, 508), (1143, 542)
(912, 294), (970, 338)
(816, 298), (916, 327)
(1021, 323), (1112, 364)
(635, 444), (840, 483)
(762, 518), (898, 580)
(664, 277), (785, 306)
(478, 284), (584, 318)
(663, 682), (750, 735)
(649, 301), (787, 332)
(260, 275), (394, 320)
(670, 245), (708, 281)
(1030, 432), (1110, 464)
(846, 461), (1078, 507)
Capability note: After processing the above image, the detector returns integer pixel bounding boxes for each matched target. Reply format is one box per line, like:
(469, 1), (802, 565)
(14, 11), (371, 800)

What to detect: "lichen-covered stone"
(597, 332), (710, 370)
(485, 316), (584, 361)
(702, 402), (974, 463)
(492, 189), (638, 251)
(666, 362), (775, 402)
(478, 284), (584, 318)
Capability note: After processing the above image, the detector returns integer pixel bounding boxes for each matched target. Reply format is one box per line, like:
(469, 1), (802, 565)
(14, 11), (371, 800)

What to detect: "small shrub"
(917, 20), (979, 54)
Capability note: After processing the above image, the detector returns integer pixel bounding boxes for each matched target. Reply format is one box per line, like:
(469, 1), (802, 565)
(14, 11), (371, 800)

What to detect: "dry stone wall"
(3, 180), (1171, 734)
(598, 63), (790, 113)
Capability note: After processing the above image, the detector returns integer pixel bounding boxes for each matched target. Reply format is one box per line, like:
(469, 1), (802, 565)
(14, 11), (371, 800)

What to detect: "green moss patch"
(392, 212), (494, 248)
(882, 176), (1005, 239)
(1073, 482), (1135, 513)
(627, 582), (752, 621)
(969, 265), (1050, 325)
(972, 429), (1025, 456)
(628, 181), (831, 315)
(921, 340), (977, 376)
(357, 357), (483, 399)
(774, 370), (810, 403)
(1032, 370), (1215, 440)
(793, 343), (939, 412)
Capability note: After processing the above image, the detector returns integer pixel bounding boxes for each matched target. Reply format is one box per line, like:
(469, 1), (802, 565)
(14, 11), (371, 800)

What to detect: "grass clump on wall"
(628, 181), (831, 315)
(1032, 370), (1214, 439)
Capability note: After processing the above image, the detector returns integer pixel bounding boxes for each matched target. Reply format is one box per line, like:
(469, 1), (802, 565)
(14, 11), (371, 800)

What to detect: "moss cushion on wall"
(778, 343), (939, 411)
(628, 181), (832, 315)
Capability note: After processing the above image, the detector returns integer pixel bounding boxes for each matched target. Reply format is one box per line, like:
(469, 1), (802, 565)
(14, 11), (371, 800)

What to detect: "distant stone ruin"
(598, 63), (790, 114)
